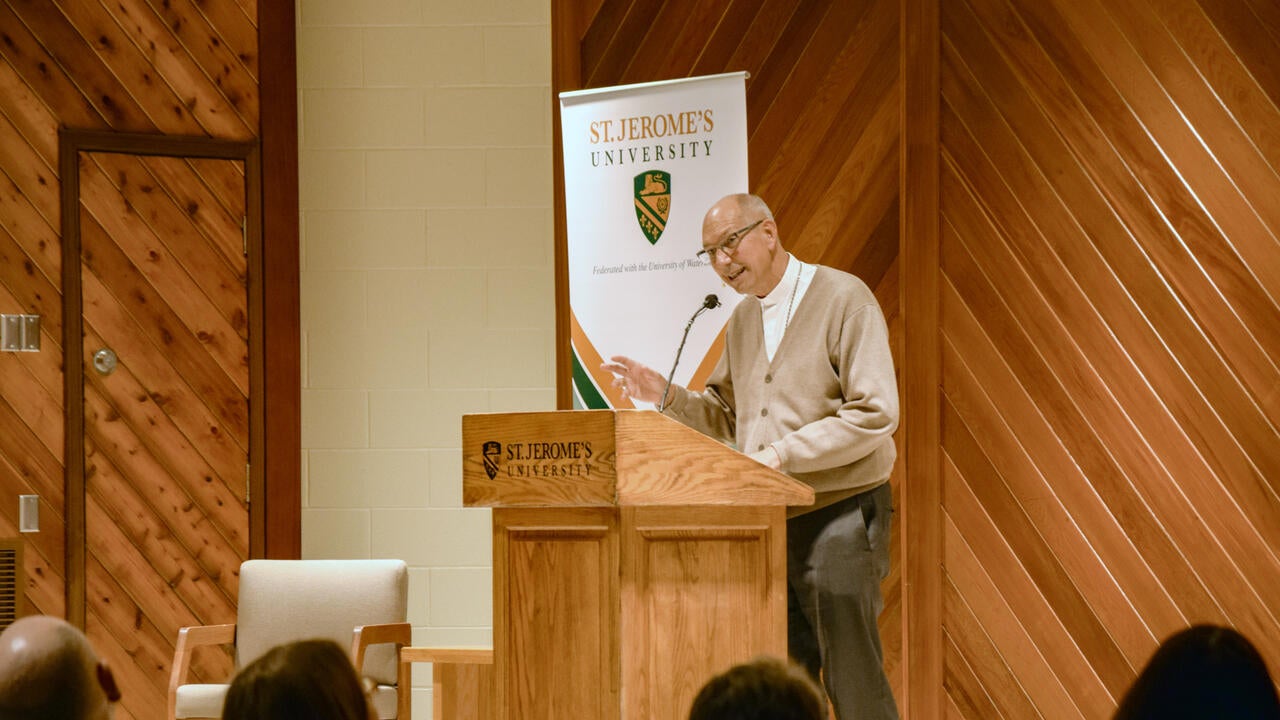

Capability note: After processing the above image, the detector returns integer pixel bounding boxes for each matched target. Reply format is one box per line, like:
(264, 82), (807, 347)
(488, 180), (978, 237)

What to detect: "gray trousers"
(787, 482), (898, 720)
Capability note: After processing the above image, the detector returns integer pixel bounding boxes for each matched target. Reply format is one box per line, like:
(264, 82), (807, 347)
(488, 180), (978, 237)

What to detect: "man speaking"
(602, 193), (900, 720)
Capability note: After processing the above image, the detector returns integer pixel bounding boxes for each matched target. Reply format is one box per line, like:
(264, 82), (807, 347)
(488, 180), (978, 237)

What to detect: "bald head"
(0, 616), (118, 720)
(701, 193), (788, 297)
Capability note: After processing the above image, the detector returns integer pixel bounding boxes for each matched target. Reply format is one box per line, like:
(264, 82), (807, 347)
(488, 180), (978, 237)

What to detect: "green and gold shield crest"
(633, 171), (671, 245)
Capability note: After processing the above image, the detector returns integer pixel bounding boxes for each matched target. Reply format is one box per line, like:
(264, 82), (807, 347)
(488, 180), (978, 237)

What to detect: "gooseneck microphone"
(659, 294), (721, 411)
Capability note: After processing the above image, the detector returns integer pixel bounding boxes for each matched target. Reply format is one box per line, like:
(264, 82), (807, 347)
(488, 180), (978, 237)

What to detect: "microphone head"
(703, 294), (721, 309)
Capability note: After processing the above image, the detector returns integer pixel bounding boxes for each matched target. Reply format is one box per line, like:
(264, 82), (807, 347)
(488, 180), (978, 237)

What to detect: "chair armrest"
(351, 622), (413, 671)
(168, 624), (236, 720)
(352, 623), (414, 720)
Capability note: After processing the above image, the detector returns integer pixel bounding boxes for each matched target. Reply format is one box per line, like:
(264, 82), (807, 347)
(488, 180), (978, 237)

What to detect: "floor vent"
(0, 539), (22, 631)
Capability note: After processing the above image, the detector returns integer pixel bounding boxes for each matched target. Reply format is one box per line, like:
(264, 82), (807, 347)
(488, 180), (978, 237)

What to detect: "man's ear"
(97, 661), (121, 702)
(760, 219), (780, 250)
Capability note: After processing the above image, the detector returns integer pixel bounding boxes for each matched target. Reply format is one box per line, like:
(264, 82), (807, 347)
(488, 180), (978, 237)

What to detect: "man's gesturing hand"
(601, 356), (667, 405)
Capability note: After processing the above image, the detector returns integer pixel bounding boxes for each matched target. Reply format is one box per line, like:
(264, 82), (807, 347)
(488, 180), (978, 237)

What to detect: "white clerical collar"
(759, 254), (799, 307)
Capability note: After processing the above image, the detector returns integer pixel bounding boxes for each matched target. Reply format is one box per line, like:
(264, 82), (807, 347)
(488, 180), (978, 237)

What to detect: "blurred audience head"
(1113, 624), (1280, 719)
(0, 615), (120, 720)
(688, 655), (825, 720)
(221, 639), (372, 720)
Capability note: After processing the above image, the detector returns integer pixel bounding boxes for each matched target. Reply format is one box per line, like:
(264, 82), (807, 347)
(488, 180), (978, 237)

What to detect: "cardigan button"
(761, 408), (769, 417)
(764, 374), (772, 383)
(757, 444), (765, 451)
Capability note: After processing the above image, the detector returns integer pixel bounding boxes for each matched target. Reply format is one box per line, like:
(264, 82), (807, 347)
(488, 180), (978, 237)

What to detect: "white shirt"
(759, 254), (813, 362)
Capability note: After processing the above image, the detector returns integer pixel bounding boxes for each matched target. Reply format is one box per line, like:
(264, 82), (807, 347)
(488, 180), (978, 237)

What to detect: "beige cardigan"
(665, 265), (899, 508)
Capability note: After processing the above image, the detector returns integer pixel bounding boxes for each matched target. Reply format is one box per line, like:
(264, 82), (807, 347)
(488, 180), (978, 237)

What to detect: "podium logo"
(482, 441), (502, 480)
(633, 171), (671, 245)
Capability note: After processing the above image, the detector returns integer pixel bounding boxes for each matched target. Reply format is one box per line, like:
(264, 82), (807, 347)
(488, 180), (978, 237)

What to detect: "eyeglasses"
(696, 219), (764, 262)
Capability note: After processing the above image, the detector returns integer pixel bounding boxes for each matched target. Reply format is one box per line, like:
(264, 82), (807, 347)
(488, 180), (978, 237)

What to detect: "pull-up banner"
(560, 72), (749, 409)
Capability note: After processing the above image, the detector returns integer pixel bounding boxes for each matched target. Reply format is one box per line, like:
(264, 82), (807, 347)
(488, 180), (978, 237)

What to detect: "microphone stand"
(659, 296), (719, 411)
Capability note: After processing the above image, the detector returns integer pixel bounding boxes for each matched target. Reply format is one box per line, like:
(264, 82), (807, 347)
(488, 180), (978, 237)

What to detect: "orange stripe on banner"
(687, 325), (727, 392)
(570, 309), (635, 409)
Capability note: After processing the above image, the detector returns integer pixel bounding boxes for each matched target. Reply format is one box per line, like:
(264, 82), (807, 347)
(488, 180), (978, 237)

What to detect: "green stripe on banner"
(571, 349), (610, 409)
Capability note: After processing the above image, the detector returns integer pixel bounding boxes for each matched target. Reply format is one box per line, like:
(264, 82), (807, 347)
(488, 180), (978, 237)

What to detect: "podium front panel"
(620, 505), (788, 720)
(493, 507), (620, 720)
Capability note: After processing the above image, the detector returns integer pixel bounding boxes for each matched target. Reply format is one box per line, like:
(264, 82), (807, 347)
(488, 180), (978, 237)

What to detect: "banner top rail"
(558, 71), (749, 106)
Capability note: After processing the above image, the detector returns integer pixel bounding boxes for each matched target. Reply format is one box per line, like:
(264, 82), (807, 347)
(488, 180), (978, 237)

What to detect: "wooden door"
(76, 149), (249, 720)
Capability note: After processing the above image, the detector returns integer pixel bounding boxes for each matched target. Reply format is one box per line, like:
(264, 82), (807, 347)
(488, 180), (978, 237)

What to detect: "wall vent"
(0, 538), (23, 632)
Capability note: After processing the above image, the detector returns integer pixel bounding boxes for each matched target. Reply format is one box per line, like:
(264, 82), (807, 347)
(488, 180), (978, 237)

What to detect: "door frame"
(58, 129), (283, 627)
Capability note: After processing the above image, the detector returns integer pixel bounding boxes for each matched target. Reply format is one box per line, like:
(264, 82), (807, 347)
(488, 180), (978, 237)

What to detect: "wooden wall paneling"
(943, 0), (1280, 632)
(938, 0), (1280, 712)
(739, 2), (831, 135)
(551, 0), (578, 411)
(1156, 0), (1280, 227)
(942, 572), (1043, 720)
(939, 275), (1181, 655)
(752, 0), (887, 209)
(107, 0), (255, 137)
(0, 4), (110, 129)
(942, 347), (1132, 694)
(943, 512), (1082, 719)
(0, 111), (59, 226)
(55, 0), (202, 136)
(580, 0), (668, 88)
(615, 0), (726, 86)
(145, 0), (260, 101)
(784, 76), (898, 264)
(709, 0), (802, 80)
(938, 194), (1229, 629)
(762, 56), (898, 237)
(942, 628), (1001, 720)
(941, 325), (1156, 669)
(256, 0), (300, 557)
(941, 446), (1116, 718)
(0, 183), (61, 291)
(0, 0), (298, 677)
(992, 0), (1280, 448)
(902, 0), (942, 716)
(686, 0), (767, 78)
(1240, 0), (1280, 50)
(0, 377), (66, 616)
(0, 61), (60, 167)
(7, 1), (155, 130)
(0, 225), (64, 394)
(0, 339), (61, 468)
(942, 172), (1249, 627)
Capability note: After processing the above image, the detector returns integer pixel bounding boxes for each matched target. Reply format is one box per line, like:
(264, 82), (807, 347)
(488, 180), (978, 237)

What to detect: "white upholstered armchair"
(167, 559), (412, 720)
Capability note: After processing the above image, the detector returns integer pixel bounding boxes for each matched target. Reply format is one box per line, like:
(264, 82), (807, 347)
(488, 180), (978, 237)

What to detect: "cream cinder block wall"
(296, 1), (554, 717)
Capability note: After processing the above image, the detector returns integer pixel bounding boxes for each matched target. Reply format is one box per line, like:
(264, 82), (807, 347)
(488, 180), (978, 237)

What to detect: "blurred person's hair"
(1113, 624), (1280, 720)
(221, 639), (372, 720)
(688, 655), (825, 720)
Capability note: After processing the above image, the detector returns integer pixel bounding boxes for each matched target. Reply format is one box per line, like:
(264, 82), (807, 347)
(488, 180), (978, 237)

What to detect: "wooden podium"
(462, 410), (814, 720)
